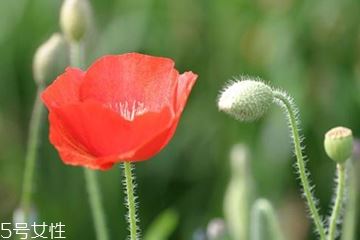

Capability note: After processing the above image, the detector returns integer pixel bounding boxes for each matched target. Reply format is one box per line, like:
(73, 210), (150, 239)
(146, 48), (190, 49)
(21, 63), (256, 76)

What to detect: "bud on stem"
(218, 79), (274, 122)
(224, 144), (252, 240)
(217, 77), (327, 238)
(33, 33), (68, 85)
(324, 126), (353, 163)
(60, 0), (91, 43)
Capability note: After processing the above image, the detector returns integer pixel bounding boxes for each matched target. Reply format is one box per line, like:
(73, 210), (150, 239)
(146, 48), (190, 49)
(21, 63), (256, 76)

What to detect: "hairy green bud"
(218, 79), (274, 122)
(324, 126), (353, 163)
(60, 0), (91, 42)
(33, 33), (68, 85)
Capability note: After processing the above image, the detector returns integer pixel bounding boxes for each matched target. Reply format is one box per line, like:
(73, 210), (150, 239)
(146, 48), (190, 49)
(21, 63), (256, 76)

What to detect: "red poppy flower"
(41, 53), (197, 170)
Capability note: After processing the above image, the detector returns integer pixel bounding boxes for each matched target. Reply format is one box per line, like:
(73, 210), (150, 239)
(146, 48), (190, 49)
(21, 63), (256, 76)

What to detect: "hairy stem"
(273, 90), (326, 239)
(71, 42), (109, 240)
(123, 162), (139, 240)
(20, 85), (45, 221)
(328, 164), (346, 240)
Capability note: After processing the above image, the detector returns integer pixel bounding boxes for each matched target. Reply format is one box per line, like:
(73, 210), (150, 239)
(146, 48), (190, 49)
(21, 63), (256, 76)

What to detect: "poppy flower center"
(105, 101), (147, 121)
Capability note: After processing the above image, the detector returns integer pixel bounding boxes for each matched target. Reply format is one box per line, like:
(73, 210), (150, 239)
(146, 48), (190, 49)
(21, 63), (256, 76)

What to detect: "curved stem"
(273, 91), (326, 239)
(250, 198), (284, 240)
(123, 162), (139, 240)
(84, 169), (110, 240)
(20, 84), (45, 221)
(70, 42), (109, 240)
(328, 164), (346, 240)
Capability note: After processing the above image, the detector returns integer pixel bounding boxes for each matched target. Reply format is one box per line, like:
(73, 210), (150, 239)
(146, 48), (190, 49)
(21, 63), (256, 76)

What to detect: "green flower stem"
(273, 91), (326, 239)
(70, 42), (85, 69)
(84, 169), (110, 240)
(328, 163), (346, 240)
(250, 198), (284, 240)
(70, 42), (109, 240)
(20, 85), (45, 221)
(123, 162), (139, 240)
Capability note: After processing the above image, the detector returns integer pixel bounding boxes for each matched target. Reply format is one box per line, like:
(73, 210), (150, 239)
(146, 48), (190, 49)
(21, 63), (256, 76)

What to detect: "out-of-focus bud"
(206, 218), (227, 240)
(13, 207), (37, 224)
(60, 0), (91, 42)
(353, 139), (360, 159)
(223, 144), (252, 240)
(218, 78), (274, 122)
(33, 33), (68, 85)
(229, 143), (249, 174)
(192, 228), (207, 240)
(324, 126), (353, 163)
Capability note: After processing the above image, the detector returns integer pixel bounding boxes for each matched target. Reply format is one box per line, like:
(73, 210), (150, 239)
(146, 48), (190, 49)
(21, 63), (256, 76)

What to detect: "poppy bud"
(224, 144), (251, 240)
(33, 33), (68, 85)
(13, 207), (37, 224)
(324, 126), (353, 163)
(60, 0), (91, 42)
(218, 79), (274, 122)
(206, 218), (227, 240)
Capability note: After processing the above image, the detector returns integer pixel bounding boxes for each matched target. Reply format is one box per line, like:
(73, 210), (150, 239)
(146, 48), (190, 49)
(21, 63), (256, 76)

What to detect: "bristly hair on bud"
(217, 77), (274, 122)
(33, 33), (68, 85)
(324, 126), (353, 163)
(60, 0), (91, 43)
(217, 76), (328, 237)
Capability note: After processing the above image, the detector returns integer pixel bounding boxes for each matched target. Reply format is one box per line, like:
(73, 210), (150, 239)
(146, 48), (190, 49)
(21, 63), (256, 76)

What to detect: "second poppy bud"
(324, 126), (353, 163)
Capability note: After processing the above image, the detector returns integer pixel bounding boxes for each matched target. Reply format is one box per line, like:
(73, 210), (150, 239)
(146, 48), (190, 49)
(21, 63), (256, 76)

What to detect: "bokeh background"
(1, 0), (360, 239)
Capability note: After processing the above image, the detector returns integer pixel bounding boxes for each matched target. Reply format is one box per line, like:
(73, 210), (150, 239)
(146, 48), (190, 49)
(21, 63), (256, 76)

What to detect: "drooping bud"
(324, 126), (353, 163)
(33, 33), (68, 85)
(218, 79), (274, 122)
(60, 0), (91, 42)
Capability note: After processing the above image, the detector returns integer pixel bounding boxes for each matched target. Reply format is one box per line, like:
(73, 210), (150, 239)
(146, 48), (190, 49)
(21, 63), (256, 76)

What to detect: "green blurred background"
(1, 0), (360, 239)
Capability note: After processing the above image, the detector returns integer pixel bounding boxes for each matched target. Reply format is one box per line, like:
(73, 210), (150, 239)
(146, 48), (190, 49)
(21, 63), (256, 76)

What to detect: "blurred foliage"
(0, 0), (360, 239)
(144, 208), (179, 240)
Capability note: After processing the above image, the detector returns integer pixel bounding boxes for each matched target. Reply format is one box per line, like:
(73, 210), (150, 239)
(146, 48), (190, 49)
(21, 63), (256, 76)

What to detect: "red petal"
(129, 118), (179, 161)
(41, 68), (84, 110)
(130, 72), (197, 160)
(49, 112), (116, 170)
(49, 101), (174, 167)
(79, 53), (179, 114)
(175, 71), (198, 114)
